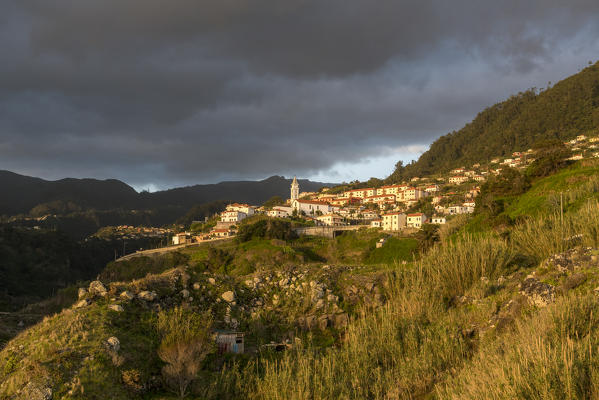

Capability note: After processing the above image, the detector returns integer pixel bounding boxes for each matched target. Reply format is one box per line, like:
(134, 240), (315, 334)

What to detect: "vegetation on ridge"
(388, 61), (599, 181)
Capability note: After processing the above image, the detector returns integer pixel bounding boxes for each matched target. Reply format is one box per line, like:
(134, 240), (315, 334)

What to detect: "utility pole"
(123, 240), (126, 257)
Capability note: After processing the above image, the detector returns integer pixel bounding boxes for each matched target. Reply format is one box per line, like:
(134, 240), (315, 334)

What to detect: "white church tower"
(290, 176), (300, 202)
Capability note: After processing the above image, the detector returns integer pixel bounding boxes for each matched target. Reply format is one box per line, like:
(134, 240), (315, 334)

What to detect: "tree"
(526, 140), (572, 178)
(415, 223), (440, 250)
(263, 195), (284, 209)
(157, 306), (214, 398)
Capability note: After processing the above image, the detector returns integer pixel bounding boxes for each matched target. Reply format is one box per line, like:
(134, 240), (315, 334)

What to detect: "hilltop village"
(172, 133), (599, 244)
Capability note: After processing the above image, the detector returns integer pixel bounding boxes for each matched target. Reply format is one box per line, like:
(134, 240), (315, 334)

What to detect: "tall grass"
(246, 234), (515, 399)
(511, 200), (599, 262)
(437, 293), (599, 399)
(244, 201), (599, 399)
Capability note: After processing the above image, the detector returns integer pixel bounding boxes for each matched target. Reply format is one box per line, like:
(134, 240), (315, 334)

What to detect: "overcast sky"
(1, 1), (598, 190)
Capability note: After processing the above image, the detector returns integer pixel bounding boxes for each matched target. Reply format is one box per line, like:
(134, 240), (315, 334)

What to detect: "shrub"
(157, 306), (214, 398)
(237, 218), (297, 242)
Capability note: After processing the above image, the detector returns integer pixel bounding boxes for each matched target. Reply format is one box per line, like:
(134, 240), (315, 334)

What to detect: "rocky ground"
(3, 246), (598, 399)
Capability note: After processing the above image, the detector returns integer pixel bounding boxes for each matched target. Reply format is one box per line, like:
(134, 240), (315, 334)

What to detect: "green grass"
(507, 160), (599, 218)
(364, 237), (419, 264)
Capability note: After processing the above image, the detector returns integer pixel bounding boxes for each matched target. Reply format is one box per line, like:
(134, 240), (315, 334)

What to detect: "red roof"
(408, 213), (424, 217)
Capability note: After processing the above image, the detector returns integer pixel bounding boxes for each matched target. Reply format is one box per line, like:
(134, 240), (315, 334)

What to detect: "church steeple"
(290, 176), (299, 201)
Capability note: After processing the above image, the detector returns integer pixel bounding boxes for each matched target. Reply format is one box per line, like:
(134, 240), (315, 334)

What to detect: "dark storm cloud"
(1, 0), (599, 188)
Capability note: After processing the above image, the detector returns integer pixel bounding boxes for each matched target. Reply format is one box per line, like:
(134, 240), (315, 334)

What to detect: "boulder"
(334, 313), (349, 329)
(108, 304), (124, 312)
(562, 273), (587, 291)
(317, 315), (329, 330)
(73, 299), (90, 309)
(314, 299), (324, 310)
(180, 289), (190, 298)
(208, 278), (216, 285)
(221, 291), (235, 303)
(311, 287), (324, 301)
(105, 336), (120, 353)
(138, 291), (157, 301)
(88, 281), (107, 297)
(519, 278), (555, 307)
(279, 278), (289, 287)
(193, 282), (201, 290)
(120, 291), (134, 301)
(78, 288), (88, 299)
(21, 382), (52, 400)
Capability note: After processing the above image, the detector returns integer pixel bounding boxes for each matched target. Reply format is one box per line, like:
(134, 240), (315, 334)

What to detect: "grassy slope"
(247, 199), (599, 400)
(507, 160), (599, 218)
(463, 159), (599, 234)
(4, 169), (599, 398)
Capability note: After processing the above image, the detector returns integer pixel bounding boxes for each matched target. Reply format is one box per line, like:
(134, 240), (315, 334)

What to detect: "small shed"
(376, 237), (388, 248)
(214, 331), (245, 354)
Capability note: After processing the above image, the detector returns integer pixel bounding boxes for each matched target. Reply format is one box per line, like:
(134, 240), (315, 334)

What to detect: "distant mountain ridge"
(0, 171), (334, 217)
(389, 61), (599, 181)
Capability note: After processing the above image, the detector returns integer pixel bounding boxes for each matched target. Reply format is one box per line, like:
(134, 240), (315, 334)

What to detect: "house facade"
(292, 199), (336, 215)
(221, 210), (247, 223)
(431, 216), (446, 224)
(267, 208), (290, 218)
(406, 213), (427, 228)
(382, 212), (406, 231)
(316, 213), (345, 226)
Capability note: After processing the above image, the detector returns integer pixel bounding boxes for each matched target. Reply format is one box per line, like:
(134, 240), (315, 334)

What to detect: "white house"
(402, 187), (427, 201)
(316, 213), (345, 226)
(382, 212), (406, 231)
(172, 232), (190, 245)
(407, 213), (427, 228)
(221, 210), (247, 223)
(361, 210), (379, 220)
(370, 219), (382, 228)
(267, 208), (291, 218)
(226, 203), (255, 216)
(449, 176), (469, 185)
(447, 205), (473, 215)
(430, 216), (446, 224)
(292, 199), (336, 215)
(210, 228), (233, 238)
(363, 194), (396, 206)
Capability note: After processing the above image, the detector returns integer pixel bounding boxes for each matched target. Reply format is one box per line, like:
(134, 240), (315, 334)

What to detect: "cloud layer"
(1, 0), (599, 188)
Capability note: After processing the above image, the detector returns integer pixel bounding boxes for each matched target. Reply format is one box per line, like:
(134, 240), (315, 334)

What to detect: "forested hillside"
(0, 173), (333, 221)
(389, 61), (599, 181)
